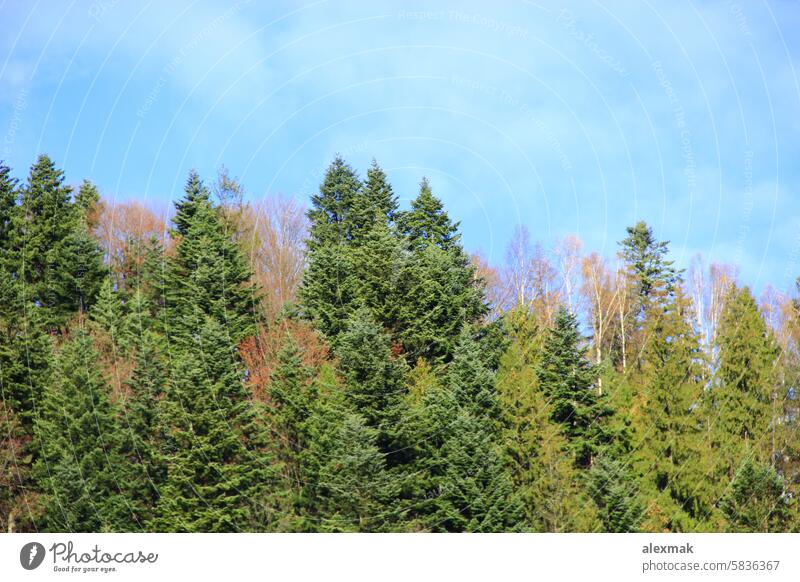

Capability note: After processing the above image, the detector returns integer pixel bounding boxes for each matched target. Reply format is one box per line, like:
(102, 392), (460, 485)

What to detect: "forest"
(1, 154), (798, 533)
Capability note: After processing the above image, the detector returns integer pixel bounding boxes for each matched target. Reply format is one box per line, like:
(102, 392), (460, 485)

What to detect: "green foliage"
(537, 307), (612, 467)
(720, 458), (793, 532)
(618, 220), (680, 303)
(33, 330), (139, 531)
(153, 317), (280, 532)
(586, 454), (644, 532)
(166, 174), (258, 345)
(712, 286), (778, 481)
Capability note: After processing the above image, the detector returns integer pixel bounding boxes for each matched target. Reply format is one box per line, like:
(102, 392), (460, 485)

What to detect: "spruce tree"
(167, 173), (258, 346)
(586, 454), (644, 532)
(618, 220), (680, 304)
(712, 286), (777, 482)
(33, 330), (138, 531)
(537, 306), (611, 467)
(720, 458), (792, 532)
(336, 308), (409, 462)
(633, 292), (715, 530)
(153, 317), (280, 532)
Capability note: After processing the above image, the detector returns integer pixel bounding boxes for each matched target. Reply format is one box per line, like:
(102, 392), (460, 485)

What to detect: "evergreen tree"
(74, 179), (101, 231)
(153, 317), (280, 532)
(496, 310), (598, 531)
(167, 174), (258, 346)
(720, 458), (792, 532)
(586, 454), (644, 532)
(336, 308), (409, 462)
(618, 220), (681, 304)
(299, 157), (362, 340)
(397, 178), (458, 251)
(0, 161), (17, 253)
(33, 330), (138, 531)
(537, 307), (611, 467)
(712, 286), (777, 482)
(633, 292), (715, 531)
(349, 159), (397, 244)
(392, 179), (487, 362)
(300, 379), (396, 532)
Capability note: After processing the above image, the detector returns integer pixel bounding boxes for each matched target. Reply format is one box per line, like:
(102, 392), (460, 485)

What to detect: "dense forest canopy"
(1, 154), (798, 532)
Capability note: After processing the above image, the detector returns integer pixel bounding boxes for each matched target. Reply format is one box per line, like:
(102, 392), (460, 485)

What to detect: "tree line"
(1, 154), (798, 532)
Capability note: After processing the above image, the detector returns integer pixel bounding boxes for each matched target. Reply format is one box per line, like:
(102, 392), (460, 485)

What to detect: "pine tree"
(153, 316), (280, 532)
(712, 286), (777, 482)
(720, 458), (792, 532)
(537, 307), (611, 467)
(33, 330), (138, 531)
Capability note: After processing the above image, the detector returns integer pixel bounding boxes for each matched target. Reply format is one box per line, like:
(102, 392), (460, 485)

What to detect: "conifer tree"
(300, 379), (396, 532)
(392, 179), (487, 362)
(167, 173), (258, 346)
(586, 454), (644, 532)
(618, 220), (680, 304)
(349, 159), (397, 244)
(537, 307), (611, 467)
(299, 157), (362, 340)
(0, 161), (17, 253)
(720, 458), (792, 532)
(336, 308), (409, 461)
(153, 317), (280, 532)
(712, 286), (777, 482)
(496, 309), (598, 531)
(33, 330), (138, 531)
(633, 292), (715, 530)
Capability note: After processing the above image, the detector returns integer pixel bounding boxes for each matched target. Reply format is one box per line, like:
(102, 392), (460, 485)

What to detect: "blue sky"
(2, 0), (800, 293)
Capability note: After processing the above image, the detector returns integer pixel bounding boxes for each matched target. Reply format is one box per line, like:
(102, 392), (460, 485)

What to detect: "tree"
(633, 291), (715, 531)
(536, 307), (611, 467)
(586, 454), (644, 532)
(336, 308), (408, 462)
(0, 161), (17, 254)
(33, 330), (138, 532)
(712, 286), (777, 482)
(496, 309), (598, 531)
(166, 173), (258, 346)
(7, 155), (104, 329)
(618, 220), (680, 305)
(153, 317), (281, 532)
(300, 379), (396, 532)
(298, 158), (362, 340)
(397, 178), (458, 251)
(720, 458), (792, 532)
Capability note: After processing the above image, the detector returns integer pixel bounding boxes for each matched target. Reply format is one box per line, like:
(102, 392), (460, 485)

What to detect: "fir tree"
(0, 161), (18, 253)
(618, 220), (681, 304)
(33, 330), (138, 531)
(720, 458), (792, 532)
(336, 308), (409, 461)
(586, 454), (644, 532)
(712, 286), (777, 481)
(537, 307), (611, 467)
(397, 178), (458, 251)
(496, 310), (598, 531)
(167, 174), (258, 346)
(153, 317), (280, 532)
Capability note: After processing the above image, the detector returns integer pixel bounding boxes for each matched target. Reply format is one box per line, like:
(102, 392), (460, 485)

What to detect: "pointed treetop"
(172, 170), (212, 237)
(398, 177), (460, 251)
